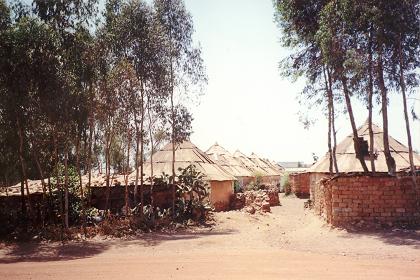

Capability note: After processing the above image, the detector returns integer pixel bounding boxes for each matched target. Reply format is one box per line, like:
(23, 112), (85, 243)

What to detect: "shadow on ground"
(339, 227), (420, 250)
(0, 228), (236, 264)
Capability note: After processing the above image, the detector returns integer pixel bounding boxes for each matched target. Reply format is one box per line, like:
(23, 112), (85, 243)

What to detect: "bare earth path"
(1, 196), (419, 279)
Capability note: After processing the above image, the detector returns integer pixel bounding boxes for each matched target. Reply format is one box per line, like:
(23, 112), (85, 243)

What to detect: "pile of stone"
(230, 187), (280, 214)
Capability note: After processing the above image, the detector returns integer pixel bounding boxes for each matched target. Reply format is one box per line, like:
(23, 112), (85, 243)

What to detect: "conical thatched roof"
(206, 143), (253, 177)
(270, 160), (285, 172)
(249, 153), (282, 176)
(308, 121), (420, 173)
(129, 140), (235, 182)
(233, 150), (269, 176)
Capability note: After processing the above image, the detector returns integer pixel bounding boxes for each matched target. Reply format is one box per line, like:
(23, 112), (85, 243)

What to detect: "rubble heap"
(230, 187), (280, 214)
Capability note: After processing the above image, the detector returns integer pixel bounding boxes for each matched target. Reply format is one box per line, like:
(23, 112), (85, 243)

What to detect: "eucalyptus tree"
(30, 0), (99, 227)
(102, 0), (169, 211)
(107, 59), (139, 212)
(0, 12), (68, 224)
(274, 0), (340, 174)
(384, 0), (419, 186)
(154, 0), (207, 212)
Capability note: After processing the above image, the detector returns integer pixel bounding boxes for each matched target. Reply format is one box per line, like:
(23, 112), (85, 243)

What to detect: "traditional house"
(248, 152), (282, 186)
(131, 140), (236, 211)
(206, 143), (254, 187)
(291, 121), (420, 198)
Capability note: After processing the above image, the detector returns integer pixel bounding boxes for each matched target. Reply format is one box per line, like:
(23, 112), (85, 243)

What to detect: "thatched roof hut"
(232, 150), (269, 176)
(206, 143), (254, 186)
(308, 121), (420, 173)
(129, 140), (236, 211)
(291, 121), (420, 198)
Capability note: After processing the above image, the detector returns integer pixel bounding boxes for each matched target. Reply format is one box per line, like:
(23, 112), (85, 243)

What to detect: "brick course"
(312, 175), (420, 226)
(290, 173), (310, 198)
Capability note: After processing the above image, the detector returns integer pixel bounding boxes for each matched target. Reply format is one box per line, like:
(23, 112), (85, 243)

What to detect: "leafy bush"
(49, 163), (87, 225)
(176, 164), (211, 222)
(282, 173), (291, 195)
(234, 181), (242, 193)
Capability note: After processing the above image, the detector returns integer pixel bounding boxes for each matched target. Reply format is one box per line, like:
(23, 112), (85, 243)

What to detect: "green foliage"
(50, 164), (86, 224)
(233, 181), (241, 193)
(0, 0), (206, 237)
(282, 173), (291, 195)
(245, 171), (264, 191)
(176, 164), (210, 221)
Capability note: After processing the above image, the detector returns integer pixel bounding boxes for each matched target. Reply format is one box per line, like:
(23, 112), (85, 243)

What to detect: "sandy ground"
(0, 196), (419, 280)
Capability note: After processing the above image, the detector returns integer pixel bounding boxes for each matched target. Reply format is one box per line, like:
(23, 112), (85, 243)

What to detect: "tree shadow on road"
(0, 241), (110, 264)
(0, 228), (237, 264)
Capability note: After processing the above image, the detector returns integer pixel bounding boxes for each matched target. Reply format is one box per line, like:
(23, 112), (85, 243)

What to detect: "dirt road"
(1, 196), (419, 279)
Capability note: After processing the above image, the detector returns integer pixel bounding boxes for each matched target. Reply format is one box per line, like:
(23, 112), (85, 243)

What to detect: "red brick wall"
(313, 175), (420, 226)
(290, 173), (310, 197)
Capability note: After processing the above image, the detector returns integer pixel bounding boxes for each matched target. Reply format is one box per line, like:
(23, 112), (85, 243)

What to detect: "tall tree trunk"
(134, 126), (140, 206)
(367, 31), (376, 173)
(170, 74), (176, 217)
(331, 98), (339, 174)
(133, 107), (140, 207)
(16, 118), (33, 218)
(398, 35), (418, 195)
(124, 124), (131, 214)
(148, 102), (155, 221)
(63, 143), (69, 229)
(341, 78), (369, 172)
(377, 45), (396, 175)
(33, 150), (51, 224)
(105, 133), (111, 213)
(140, 83), (145, 215)
(4, 174), (8, 196)
(53, 131), (63, 229)
(169, 22), (176, 216)
(75, 135), (86, 229)
(47, 176), (53, 223)
(323, 66), (333, 174)
(170, 91), (176, 214)
(327, 68), (339, 174)
(20, 176), (27, 227)
(87, 118), (93, 197)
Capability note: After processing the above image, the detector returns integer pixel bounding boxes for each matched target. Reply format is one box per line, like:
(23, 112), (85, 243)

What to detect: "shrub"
(282, 173), (291, 195)
(176, 164), (211, 222)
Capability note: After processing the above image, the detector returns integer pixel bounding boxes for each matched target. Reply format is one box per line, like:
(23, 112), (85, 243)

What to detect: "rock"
(267, 187), (280, 206)
(261, 202), (271, 213)
(245, 206), (256, 214)
(230, 193), (246, 210)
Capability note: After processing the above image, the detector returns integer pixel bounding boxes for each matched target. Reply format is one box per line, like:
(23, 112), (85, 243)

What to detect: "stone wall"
(290, 173), (310, 198)
(313, 175), (420, 226)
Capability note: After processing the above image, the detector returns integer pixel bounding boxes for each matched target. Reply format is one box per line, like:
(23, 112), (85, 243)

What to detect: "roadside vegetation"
(0, 0), (207, 240)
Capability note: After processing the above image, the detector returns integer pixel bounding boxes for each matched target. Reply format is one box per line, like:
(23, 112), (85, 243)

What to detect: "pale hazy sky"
(184, 0), (420, 163)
